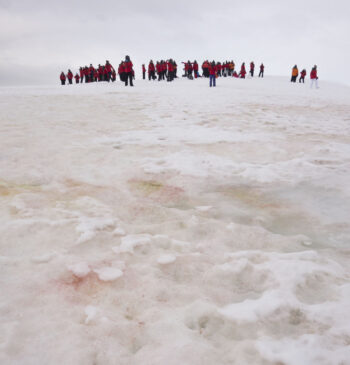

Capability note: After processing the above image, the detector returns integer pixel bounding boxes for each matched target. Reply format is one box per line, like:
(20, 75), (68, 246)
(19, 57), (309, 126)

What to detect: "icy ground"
(0, 77), (350, 365)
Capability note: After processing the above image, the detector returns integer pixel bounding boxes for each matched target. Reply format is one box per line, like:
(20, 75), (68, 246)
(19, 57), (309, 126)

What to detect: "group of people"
(60, 58), (319, 90)
(60, 60), (117, 85)
(291, 65), (319, 88)
(60, 56), (135, 87)
(143, 60), (178, 82)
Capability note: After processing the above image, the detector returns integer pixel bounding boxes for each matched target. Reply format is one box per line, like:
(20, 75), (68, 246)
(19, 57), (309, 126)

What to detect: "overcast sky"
(0, 0), (349, 86)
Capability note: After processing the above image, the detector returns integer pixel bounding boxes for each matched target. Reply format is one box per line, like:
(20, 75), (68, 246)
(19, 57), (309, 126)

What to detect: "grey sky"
(1, 0), (349, 85)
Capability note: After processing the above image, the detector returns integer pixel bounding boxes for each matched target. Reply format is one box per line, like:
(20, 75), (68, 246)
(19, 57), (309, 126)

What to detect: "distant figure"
(105, 60), (114, 82)
(124, 55), (134, 86)
(74, 73), (80, 84)
(193, 60), (199, 78)
(239, 63), (246, 78)
(67, 69), (73, 84)
(310, 65), (319, 89)
(118, 62), (125, 82)
(259, 63), (264, 77)
(299, 69), (306, 83)
(60, 72), (66, 85)
(79, 67), (84, 83)
(250, 61), (255, 77)
(142, 64), (146, 79)
(291, 65), (298, 82)
(148, 60), (156, 80)
(209, 61), (216, 87)
(202, 60), (210, 78)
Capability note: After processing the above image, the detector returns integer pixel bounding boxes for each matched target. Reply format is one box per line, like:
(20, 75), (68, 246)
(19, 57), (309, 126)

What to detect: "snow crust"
(0, 77), (350, 364)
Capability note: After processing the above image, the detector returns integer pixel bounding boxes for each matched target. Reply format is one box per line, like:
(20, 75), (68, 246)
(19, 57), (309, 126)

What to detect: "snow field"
(0, 76), (350, 364)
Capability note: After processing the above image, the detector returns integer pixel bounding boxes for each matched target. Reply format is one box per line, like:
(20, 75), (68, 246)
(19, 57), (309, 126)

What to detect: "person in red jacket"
(299, 69), (306, 83)
(67, 69), (73, 84)
(202, 61), (210, 78)
(209, 61), (216, 87)
(60, 72), (66, 85)
(124, 55), (134, 86)
(79, 67), (84, 83)
(105, 61), (114, 82)
(74, 73), (80, 84)
(239, 63), (246, 78)
(142, 64), (146, 79)
(118, 62), (125, 82)
(167, 59), (175, 82)
(259, 63), (264, 77)
(310, 65), (319, 89)
(193, 61), (199, 78)
(250, 62), (255, 77)
(148, 61), (156, 80)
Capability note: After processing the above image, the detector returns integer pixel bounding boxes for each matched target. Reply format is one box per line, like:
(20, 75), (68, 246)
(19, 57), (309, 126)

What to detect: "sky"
(0, 0), (349, 86)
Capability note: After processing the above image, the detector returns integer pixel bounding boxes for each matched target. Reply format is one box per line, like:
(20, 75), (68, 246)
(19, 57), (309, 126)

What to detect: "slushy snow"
(0, 76), (350, 365)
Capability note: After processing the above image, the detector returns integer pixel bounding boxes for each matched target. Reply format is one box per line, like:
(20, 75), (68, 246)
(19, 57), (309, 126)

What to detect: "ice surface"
(0, 77), (350, 364)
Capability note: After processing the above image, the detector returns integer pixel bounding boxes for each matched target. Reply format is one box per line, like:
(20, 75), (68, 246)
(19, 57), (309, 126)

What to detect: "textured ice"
(0, 77), (350, 365)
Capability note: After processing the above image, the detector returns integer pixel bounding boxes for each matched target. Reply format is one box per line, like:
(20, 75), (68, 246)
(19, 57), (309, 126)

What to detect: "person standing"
(239, 63), (246, 78)
(142, 64), (146, 79)
(74, 73), (80, 84)
(291, 65), (298, 82)
(310, 65), (319, 88)
(60, 72), (66, 85)
(299, 69), (306, 83)
(148, 60), (156, 80)
(209, 61), (216, 87)
(250, 61), (255, 77)
(259, 63), (264, 77)
(67, 69), (73, 84)
(124, 55), (134, 86)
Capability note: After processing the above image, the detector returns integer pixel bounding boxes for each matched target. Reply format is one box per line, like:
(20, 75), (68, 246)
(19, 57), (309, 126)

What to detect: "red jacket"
(142, 65), (146, 73)
(148, 63), (155, 72)
(60, 73), (66, 80)
(124, 61), (133, 73)
(310, 69), (317, 79)
(301, 70), (306, 77)
(105, 63), (113, 73)
(74, 74), (79, 81)
(209, 65), (216, 76)
(67, 71), (73, 79)
(118, 64), (125, 74)
(240, 65), (246, 75)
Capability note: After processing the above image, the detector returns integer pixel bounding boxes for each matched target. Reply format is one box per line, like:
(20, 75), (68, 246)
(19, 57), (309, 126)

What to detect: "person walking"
(299, 69), (306, 83)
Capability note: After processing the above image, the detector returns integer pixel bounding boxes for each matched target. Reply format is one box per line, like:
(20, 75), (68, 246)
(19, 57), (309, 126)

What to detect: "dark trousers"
(291, 76), (297, 82)
(68, 79), (72, 84)
(250, 70), (254, 77)
(125, 72), (133, 86)
(299, 76), (305, 83)
(209, 74), (216, 87)
(143, 72), (145, 79)
(61, 80), (65, 85)
(259, 70), (264, 77)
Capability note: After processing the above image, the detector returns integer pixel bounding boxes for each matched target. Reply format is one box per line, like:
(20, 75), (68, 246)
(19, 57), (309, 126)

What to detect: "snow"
(93, 267), (123, 281)
(0, 76), (350, 365)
